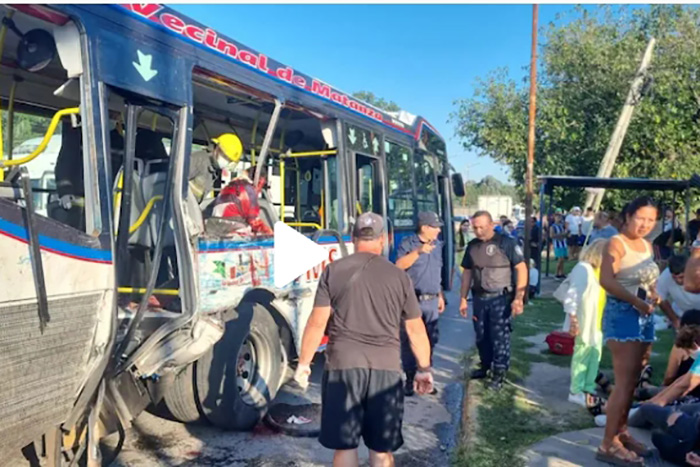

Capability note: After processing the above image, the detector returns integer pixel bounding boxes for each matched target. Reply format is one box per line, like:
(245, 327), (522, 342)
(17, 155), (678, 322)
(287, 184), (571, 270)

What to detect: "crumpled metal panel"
(0, 292), (101, 462)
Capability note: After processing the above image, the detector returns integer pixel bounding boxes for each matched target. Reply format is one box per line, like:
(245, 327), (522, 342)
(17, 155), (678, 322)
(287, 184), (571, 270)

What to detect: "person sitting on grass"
(563, 239), (608, 414)
(634, 309), (700, 403)
(636, 321), (700, 411)
(628, 324), (700, 466)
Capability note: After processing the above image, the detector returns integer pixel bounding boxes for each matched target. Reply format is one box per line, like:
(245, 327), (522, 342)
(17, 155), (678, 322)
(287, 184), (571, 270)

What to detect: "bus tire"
(195, 302), (283, 431)
(162, 364), (202, 423)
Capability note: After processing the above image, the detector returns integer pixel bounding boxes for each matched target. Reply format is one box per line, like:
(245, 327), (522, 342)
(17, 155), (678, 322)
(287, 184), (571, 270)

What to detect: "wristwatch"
(417, 366), (432, 373)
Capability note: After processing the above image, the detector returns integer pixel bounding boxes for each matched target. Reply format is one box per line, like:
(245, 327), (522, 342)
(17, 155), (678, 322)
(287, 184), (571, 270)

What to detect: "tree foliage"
(453, 5), (700, 209)
(352, 91), (401, 112)
(3, 111), (56, 155)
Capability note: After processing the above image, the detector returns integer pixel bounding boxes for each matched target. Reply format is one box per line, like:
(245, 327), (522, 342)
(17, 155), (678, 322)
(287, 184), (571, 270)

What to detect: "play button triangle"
(273, 222), (328, 288)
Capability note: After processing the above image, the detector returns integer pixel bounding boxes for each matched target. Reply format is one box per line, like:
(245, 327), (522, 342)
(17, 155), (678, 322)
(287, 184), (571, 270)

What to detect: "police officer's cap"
(418, 211), (443, 228)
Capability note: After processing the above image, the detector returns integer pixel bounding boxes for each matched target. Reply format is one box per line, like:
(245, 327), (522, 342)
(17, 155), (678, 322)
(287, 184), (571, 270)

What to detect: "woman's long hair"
(458, 219), (470, 249)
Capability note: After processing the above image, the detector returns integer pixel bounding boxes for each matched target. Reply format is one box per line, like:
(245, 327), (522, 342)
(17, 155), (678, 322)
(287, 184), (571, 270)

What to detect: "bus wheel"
(162, 363), (202, 423)
(195, 302), (283, 431)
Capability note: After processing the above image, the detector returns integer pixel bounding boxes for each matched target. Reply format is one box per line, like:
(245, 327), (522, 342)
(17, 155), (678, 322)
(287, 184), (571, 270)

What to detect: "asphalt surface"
(111, 277), (474, 466)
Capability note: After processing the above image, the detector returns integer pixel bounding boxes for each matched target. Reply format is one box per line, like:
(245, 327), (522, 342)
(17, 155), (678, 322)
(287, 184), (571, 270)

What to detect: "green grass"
(453, 297), (674, 466)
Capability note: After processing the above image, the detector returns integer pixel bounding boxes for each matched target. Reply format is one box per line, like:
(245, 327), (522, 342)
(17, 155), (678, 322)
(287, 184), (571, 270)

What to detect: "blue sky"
(175, 4), (577, 183)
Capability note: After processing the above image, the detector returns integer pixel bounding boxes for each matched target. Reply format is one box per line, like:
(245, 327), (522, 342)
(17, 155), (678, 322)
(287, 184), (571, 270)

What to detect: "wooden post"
(524, 4), (538, 272)
(586, 38), (656, 211)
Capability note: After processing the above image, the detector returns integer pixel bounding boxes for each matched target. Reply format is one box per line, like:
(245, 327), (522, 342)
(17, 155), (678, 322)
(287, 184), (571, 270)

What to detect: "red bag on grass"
(545, 331), (574, 356)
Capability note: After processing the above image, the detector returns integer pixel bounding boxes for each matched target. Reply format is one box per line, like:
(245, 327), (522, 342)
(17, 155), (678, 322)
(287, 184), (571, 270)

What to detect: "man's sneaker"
(568, 392), (587, 408)
(488, 371), (505, 391)
(470, 368), (489, 380)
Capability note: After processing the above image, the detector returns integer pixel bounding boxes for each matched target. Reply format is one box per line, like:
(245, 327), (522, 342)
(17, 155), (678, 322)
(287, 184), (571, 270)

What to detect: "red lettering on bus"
(276, 67), (293, 82)
(204, 28), (219, 48)
(184, 25), (204, 43)
(160, 13), (184, 33)
(258, 54), (271, 73)
(238, 50), (258, 68)
(330, 91), (344, 104)
(292, 75), (307, 87)
(328, 248), (338, 262)
(124, 4), (163, 19)
(215, 37), (238, 58)
(311, 80), (331, 98)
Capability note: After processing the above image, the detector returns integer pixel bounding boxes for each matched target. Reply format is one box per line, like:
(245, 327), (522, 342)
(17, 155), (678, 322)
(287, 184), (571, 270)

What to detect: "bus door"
(344, 123), (387, 247)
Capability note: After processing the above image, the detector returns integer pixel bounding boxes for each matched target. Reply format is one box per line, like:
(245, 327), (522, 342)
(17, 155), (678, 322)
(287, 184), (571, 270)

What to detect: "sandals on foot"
(596, 445), (644, 466)
(619, 433), (652, 458)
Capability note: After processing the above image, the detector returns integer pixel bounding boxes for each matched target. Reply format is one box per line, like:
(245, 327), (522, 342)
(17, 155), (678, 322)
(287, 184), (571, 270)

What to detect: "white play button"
(274, 222), (328, 288)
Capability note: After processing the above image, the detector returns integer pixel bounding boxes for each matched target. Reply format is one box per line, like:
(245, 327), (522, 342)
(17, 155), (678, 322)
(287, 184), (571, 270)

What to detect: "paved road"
(112, 276), (474, 466)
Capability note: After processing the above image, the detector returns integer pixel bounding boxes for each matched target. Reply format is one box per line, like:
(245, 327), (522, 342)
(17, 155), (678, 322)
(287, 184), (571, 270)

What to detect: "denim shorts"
(602, 296), (655, 343)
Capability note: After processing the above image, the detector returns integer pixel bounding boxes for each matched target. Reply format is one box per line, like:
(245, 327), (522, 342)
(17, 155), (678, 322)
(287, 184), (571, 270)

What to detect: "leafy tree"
(453, 5), (700, 209)
(352, 91), (401, 112)
(3, 111), (56, 155)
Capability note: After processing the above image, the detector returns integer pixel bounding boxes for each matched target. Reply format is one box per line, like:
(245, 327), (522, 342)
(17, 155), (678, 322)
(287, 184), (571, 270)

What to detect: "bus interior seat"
(49, 120), (85, 230)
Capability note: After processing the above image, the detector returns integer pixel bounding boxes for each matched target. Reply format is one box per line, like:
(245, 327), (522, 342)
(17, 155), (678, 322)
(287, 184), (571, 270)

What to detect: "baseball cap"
(353, 212), (384, 240)
(418, 211), (443, 228)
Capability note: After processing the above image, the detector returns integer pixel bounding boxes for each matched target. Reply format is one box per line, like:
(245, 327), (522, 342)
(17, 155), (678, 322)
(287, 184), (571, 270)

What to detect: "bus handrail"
(286, 222), (322, 230)
(117, 287), (179, 296)
(129, 195), (163, 234)
(280, 150), (337, 158)
(0, 107), (80, 167)
(278, 149), (337, 224)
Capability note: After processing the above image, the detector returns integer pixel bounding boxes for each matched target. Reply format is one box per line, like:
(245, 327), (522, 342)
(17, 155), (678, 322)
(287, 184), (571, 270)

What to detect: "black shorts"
(566, 235), (580, 247)
(320, 368), (404, 452)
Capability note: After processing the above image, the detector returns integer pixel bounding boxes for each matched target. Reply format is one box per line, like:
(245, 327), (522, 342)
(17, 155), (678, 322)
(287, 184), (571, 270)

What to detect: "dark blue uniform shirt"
(397, 234), (443, 322)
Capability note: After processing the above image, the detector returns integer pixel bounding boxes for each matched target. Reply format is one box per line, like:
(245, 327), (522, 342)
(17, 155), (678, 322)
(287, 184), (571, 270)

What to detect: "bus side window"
(385, 141), (415, 228)
(415, 152), (439, 214)
(327, 157), (339, 231)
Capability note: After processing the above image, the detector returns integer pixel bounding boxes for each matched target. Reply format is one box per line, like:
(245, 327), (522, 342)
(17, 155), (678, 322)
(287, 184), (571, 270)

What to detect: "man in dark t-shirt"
(295, 212), (433, 466)
(460, 210), (527, 390)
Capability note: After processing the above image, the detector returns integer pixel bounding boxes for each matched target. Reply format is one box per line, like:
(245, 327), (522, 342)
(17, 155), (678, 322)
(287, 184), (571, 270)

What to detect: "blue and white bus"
(0, 3), (464, 462)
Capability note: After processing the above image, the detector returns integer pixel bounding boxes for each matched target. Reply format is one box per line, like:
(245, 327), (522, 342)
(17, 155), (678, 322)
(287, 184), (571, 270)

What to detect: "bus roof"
(115, 4), (442, 142)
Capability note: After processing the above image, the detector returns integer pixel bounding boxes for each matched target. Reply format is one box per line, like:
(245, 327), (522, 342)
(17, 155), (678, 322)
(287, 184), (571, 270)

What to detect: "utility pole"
(524, 4), (538, 269)
(585, 37), (656, 211)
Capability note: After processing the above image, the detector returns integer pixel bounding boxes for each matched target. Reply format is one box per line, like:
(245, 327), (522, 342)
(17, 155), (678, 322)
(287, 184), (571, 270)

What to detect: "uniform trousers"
(473, 294), (513, 373)
(401, 312), (440, 376)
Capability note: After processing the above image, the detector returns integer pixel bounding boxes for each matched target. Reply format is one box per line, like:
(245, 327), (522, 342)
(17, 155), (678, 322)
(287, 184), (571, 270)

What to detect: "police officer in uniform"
(397, 211), (445, 396)
(459, 211), (527, 390)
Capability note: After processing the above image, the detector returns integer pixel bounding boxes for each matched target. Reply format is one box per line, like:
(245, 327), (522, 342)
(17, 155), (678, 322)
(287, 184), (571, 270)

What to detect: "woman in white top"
(597, 197), (660, 466)
(563, 239), (608, 410)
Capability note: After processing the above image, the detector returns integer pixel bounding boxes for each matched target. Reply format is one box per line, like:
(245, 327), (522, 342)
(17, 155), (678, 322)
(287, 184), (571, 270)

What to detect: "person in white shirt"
(582, 207), (595, 239)
(561, 239), (608, 410)
(657, 254), (700, 330)
(529, 258), (539, 299)
(565, 206), (584, 259)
